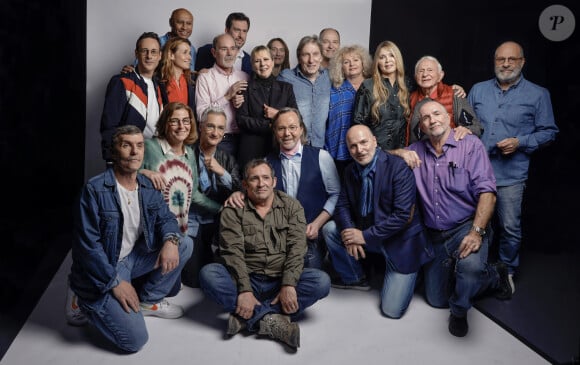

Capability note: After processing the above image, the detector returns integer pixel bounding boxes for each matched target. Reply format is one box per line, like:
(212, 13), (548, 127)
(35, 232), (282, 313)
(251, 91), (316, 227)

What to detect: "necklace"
(119, 184), (138, 205)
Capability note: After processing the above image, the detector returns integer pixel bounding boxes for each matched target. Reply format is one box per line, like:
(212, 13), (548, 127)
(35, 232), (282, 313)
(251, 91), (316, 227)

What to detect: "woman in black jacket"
(236, 45), (297, 168)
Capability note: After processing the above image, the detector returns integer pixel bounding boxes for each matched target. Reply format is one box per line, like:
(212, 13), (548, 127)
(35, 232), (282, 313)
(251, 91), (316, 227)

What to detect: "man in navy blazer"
(322, 124), (432, 319)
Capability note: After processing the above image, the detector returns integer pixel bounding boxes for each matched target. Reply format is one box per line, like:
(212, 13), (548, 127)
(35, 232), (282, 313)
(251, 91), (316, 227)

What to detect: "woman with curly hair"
(325, 44), (373, 177)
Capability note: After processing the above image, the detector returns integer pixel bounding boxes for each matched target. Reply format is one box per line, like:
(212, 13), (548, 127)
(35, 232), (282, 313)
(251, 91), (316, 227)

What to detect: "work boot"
(258, 313), (300, 348)
(226, 314), (246, 336)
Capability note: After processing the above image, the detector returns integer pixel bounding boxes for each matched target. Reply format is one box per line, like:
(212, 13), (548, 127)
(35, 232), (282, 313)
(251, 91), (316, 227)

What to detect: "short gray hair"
(200, 105), (227, 124)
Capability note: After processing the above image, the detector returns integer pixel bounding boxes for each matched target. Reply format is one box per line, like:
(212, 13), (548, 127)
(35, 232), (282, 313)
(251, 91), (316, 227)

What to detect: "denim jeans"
(199, 263), (330, 331)
(79, 236), (193, 352)
(322, 220), (418, 319)
(423, 220), (499, 317)
(495, 183), (525, 275)
(303, 234), (327, 269)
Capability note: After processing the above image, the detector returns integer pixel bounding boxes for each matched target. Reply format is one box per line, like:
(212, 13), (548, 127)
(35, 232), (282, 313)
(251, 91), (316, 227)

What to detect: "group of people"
(68, 7), (559, 353)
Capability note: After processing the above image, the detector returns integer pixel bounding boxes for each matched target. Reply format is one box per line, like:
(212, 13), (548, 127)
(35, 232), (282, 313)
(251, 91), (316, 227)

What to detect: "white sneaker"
(140, 299), (184, 319)
(508, 274), (515, 294)
(65, 286), (88, 326)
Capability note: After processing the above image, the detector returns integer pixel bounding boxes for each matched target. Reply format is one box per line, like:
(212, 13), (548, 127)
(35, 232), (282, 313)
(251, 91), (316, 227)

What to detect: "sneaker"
(508, 274), (515, 295)
(65, 286), (88, 326)
(140, 299), (184, 319)
(226, 314), (246, 336)
(258, 313), (300, 348)
(331, 278), (371, 291)
(494, 262), (513, 300)
(448, 313), (468, 337)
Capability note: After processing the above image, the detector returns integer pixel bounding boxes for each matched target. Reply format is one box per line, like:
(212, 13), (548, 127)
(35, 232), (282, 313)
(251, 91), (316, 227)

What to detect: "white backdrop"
(86, 0), (372, 180)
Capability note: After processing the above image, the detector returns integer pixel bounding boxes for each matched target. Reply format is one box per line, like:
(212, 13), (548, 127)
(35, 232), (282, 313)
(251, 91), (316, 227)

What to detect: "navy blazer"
(335, 149), (433, 273)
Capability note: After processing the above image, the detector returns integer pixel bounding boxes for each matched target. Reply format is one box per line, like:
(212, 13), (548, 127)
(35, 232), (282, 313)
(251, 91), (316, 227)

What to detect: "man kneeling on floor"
(66, 125), (192, 353)
(199, 158), (331, 349)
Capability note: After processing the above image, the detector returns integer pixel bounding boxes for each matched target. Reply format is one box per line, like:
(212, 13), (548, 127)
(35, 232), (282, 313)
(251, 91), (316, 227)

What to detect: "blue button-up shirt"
(325, 79), (356, 161)
(408, 131), (497, 230)
(278, 66), (331, 148)
(468, 75), (558, 186)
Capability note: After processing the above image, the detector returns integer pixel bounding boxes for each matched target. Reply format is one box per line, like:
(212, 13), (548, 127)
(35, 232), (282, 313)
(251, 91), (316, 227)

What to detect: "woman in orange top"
(158, 38), (196, 111)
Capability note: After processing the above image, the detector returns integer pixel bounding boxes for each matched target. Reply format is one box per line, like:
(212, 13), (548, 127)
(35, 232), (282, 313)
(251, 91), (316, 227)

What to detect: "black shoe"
(493, 262), (513, 300)
(448, 314), (468, 337)
(331, 278), (371, 291)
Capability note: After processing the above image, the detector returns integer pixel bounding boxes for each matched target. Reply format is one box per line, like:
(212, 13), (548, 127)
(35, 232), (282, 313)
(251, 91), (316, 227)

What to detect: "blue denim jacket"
(69, 168), (180, 301)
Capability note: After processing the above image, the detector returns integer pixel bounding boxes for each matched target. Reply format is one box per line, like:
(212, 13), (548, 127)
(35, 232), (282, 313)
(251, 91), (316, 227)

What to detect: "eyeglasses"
(494, 57), (523, 65)
(138, 48), (160, 56)
(168, 118), (192, 126)
(275, 125), (299, 133)
(204, 123), (226, 132)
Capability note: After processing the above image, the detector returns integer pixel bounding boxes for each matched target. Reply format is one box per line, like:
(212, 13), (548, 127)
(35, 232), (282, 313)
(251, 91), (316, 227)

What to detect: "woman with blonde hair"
(158, 38), (196, 111)
(325, 44), (373, 177)
(352, 40), (411, 150)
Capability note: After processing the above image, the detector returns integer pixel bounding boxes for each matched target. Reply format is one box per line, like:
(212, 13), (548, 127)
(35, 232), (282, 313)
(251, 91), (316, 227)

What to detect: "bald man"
(394, 99), (513, 337)
(322, 124), (432, 319)
(468, 41), (558, 293)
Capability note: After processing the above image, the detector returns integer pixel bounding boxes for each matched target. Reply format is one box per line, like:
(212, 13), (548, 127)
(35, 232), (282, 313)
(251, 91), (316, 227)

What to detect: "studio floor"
(0, 252), (555, 365)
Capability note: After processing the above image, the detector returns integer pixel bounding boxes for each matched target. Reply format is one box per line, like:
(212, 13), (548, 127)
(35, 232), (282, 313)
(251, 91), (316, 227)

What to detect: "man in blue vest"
(266, 107), (340, 269)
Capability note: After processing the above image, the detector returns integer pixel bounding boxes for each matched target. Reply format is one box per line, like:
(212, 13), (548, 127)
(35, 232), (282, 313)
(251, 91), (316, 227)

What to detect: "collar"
(279, 142), (303, 159)
(158, 137), (189, 157)
(212, 63), (234, 76)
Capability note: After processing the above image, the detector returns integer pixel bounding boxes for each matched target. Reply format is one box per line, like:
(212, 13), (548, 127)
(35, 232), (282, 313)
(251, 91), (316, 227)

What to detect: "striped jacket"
(100, 70), (163, 161)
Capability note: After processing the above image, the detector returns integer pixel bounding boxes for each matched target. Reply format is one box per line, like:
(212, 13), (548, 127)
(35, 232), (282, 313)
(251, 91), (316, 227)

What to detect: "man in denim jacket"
(66, 125), (192, 353)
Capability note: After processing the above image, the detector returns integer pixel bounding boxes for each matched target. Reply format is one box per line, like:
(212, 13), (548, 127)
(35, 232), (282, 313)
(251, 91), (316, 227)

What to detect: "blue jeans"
(199, 263), (330, 331)
(322, 220), (417, 319)
(79, 236), (193, 352)
(303, 234), (327, 270)
(423, 220), (499, 317)
(495, 183), (525, 275)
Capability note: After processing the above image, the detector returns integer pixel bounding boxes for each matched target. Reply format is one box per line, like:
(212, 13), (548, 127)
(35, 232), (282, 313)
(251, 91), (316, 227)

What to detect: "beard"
(495, 65), (522, 84)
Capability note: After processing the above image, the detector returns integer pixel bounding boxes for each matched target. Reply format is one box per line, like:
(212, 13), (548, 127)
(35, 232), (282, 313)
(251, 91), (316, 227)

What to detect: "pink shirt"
(195, 64), (249, 134)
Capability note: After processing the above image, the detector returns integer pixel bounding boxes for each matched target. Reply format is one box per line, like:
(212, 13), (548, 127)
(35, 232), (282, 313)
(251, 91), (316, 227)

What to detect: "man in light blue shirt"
(278, 35), (331, 148)
(468, 41), (559, 292)
(267, 107), (340, 269)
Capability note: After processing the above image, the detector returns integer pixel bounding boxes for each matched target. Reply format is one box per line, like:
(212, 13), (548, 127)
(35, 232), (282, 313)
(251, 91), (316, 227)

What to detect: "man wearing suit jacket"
(322, 124), (433, 319)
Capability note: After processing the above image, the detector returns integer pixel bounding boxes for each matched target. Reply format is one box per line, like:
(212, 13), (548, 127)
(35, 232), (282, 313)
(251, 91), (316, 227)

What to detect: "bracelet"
(167, 235), (180, 246)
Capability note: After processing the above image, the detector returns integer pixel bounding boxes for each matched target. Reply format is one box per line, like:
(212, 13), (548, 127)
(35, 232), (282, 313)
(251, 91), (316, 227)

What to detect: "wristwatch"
(471, 225), (487, 236)
(167, 235), (181, 246)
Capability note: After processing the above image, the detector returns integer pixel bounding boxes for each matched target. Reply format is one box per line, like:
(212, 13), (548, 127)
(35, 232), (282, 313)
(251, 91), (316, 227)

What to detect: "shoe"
(448, 313), (468, 337)
(331, 278), (371, 291)
(508, 274), (515, 295)
(65, 286), (88, 326)
(494, 262), (513, 300)
(258, 313), (300, 348)
(226, 314), (246, 336)
(140, 299), (184, 319)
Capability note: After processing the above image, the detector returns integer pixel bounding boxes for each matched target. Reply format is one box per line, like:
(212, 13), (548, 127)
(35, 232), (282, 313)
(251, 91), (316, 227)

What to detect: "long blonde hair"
(370, 41), (410, 122)
(158, 38), (193, 85)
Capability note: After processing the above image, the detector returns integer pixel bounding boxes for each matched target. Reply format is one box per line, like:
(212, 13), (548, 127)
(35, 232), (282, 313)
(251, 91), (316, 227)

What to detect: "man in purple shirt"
(393, 99), (512, 337)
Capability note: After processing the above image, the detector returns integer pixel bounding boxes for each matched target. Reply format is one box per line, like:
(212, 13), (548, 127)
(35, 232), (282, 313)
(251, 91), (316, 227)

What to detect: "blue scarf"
(355, 149), (379, 217)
